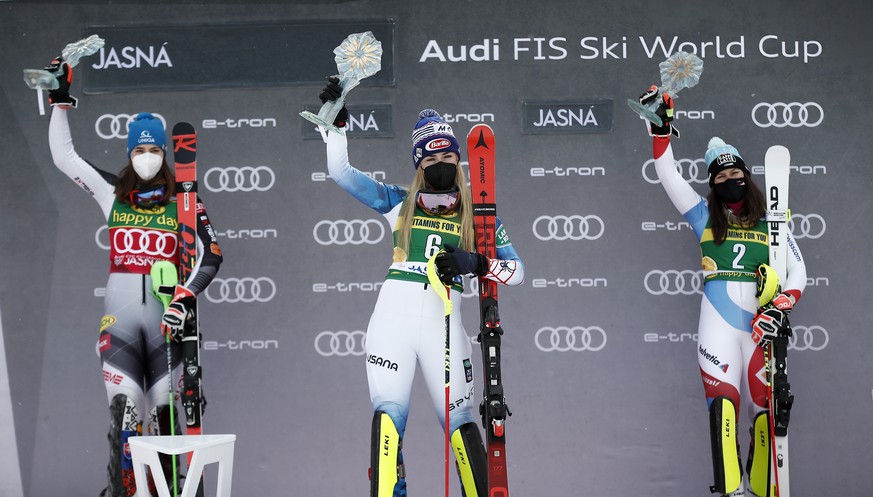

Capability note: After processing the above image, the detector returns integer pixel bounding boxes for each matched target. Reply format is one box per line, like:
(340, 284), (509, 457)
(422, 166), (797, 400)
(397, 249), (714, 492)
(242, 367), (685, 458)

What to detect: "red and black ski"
(467, 124), (510, 497)
(172, 121), (205, 495)
(172, 122), (204, 434)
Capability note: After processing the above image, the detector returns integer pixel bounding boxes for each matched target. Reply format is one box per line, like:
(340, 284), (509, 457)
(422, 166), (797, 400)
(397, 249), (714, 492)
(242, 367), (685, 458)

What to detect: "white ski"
(764, 145), (791, 497)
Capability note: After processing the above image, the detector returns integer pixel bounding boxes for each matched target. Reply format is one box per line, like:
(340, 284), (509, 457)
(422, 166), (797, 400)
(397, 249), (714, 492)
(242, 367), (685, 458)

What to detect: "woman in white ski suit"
(643, 93), (806, 497)
(318, 78), (523, 497)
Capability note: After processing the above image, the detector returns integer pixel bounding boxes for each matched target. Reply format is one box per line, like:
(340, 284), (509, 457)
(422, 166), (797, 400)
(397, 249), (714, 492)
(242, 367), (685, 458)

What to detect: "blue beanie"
(411, 109), (460, 169)
(705, 137), (748, 187)
(127, 112), (167, 156)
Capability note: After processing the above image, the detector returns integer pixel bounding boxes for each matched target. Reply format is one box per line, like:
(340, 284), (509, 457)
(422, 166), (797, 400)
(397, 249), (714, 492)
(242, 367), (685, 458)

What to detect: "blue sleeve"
(334, 170), (407, 215)
(682, 198), (710, 240)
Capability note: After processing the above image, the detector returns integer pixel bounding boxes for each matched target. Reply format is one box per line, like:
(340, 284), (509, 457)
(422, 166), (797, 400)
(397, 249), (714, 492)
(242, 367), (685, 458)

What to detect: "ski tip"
(172, 121), (195, 135)
(467, 123), (494, 135)
(764, 145), (790, 165)
(466, 124), (494, 151)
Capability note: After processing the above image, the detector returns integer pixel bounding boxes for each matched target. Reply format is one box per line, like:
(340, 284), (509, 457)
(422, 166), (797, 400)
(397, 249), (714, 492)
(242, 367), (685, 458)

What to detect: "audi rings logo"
(534, 326), (607, 352)
(96, 225), (110, 250)
(642, 158), (708, 184)
(313, 219), (386, 246)
(752, 102), (824, 128)
(113, 228), (177, 258)
(314, 330), (366, 357)
(788, 213), (826, 239)
(532, 215), (604, 241)
(95, 113), (166, 140)
(204, 277), (276, 303)
(644, 270), (705, 295)
(788, 325), (828, 351)
(203, 166), (275, 193)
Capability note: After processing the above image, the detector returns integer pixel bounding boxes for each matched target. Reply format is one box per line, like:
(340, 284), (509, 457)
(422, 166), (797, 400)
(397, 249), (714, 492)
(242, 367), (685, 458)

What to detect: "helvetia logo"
(698, 345), (721, 366)
(92, 44), (173, 69)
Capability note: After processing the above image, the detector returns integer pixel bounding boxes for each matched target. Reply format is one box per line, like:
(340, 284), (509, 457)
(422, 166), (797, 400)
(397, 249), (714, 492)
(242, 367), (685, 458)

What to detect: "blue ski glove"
(161, 286), (195, 342)
(45, 56), (78, 108)
(318, 76), (348, 127)
(435, 243), (488, 284)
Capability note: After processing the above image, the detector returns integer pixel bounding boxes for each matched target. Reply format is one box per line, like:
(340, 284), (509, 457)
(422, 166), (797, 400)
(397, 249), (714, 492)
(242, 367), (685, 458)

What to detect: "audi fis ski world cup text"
(419, 35), (822, 63)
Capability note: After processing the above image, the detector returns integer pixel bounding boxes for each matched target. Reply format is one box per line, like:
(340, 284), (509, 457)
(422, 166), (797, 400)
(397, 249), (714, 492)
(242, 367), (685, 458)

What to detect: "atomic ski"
(467, 124), (510, 497)
(764, 145), (793, 497)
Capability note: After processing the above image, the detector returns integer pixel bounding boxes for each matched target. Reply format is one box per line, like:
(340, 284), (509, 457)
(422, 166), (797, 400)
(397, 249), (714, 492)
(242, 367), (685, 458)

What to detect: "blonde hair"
(395, 163), (475, 258)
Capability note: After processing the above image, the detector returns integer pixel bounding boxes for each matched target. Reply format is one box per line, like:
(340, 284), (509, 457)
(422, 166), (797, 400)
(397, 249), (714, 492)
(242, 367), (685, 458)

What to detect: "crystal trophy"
(23, 35), (105, 90)
(300, 31), (382, 136)
(627, 51), (703, 126)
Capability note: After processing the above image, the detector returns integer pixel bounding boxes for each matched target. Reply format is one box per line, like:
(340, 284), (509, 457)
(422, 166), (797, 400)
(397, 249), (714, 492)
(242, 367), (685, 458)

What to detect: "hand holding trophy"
(23, 34), (105, 90)
(627, 51), (703, 127)
(23, 35), (105, 114)
(300, 31), (382, 137)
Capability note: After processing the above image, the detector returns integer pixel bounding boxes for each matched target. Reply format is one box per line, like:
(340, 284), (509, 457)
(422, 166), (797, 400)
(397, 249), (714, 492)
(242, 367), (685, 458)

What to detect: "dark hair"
(705, 172), (766, 245)
(114, 159), (176, 205)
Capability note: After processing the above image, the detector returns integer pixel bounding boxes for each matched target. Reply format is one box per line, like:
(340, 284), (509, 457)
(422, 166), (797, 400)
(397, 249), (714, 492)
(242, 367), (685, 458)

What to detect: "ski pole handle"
(150, 260), (178, 310)
(426, 252), (453, 316)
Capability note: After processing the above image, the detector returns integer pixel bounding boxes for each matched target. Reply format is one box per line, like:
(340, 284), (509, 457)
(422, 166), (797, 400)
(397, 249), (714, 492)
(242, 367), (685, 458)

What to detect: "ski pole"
(151, 261), (179, 497)
(426, 253), (453, 497)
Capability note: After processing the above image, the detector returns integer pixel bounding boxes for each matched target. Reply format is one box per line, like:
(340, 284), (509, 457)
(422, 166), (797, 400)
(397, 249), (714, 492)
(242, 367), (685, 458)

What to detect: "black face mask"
(713, 177), (747, 203)
(423, 162), (457, 191)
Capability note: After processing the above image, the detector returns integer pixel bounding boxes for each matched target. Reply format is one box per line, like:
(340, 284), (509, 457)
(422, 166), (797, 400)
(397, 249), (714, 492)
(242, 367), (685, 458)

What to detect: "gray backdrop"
(1, 1), (870, 496)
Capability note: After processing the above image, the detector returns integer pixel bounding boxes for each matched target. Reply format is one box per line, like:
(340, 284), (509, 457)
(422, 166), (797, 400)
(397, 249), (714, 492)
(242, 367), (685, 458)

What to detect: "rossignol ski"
(172, 122), (206, 497)
(467, 124), (510, 497)
(764, 145), (793, 497)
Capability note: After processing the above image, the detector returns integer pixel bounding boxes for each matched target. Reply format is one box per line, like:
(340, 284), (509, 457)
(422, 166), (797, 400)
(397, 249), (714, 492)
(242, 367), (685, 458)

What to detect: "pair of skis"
(763, 145), (794, 497)
(468, 125), (511, 497)
(426, 124), (510, 497)
(171, 123), (206, 497)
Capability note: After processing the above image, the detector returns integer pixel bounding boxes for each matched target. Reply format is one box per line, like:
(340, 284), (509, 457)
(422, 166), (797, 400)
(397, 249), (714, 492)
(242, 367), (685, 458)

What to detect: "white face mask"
(131, 152), (163, 181)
